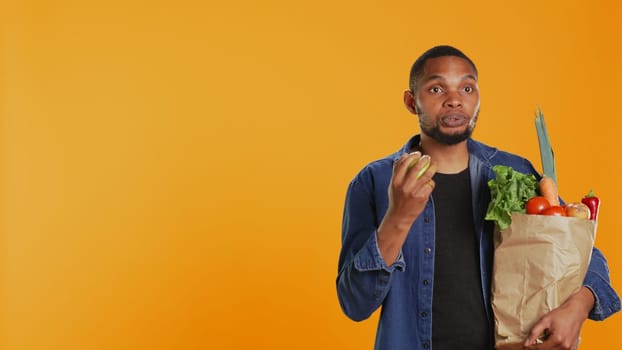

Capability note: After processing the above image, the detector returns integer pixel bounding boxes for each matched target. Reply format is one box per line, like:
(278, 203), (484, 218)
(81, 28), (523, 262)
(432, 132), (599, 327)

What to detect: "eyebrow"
(422, 74), (478, 83)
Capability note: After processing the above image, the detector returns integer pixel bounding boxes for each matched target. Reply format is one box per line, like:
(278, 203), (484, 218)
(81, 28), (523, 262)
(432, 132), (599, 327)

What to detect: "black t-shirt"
(431, 168), (492, 349)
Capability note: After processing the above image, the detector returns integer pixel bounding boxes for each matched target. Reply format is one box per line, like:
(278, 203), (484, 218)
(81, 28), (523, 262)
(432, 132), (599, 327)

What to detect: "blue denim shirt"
(337, 135), (620, 350)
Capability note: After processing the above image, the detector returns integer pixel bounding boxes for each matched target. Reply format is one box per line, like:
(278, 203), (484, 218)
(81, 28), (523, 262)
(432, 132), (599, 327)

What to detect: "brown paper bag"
(491, 213), (596, 349)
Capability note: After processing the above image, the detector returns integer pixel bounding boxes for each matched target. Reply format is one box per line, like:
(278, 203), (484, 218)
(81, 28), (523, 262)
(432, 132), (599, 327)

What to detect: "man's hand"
(386, 152), (436, 221)
(524, 287), (595, 350)
(377, 152), (436, 265)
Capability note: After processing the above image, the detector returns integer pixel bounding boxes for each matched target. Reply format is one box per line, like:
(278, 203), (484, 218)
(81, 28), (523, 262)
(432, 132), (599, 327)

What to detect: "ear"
(403, 89), (419, 115)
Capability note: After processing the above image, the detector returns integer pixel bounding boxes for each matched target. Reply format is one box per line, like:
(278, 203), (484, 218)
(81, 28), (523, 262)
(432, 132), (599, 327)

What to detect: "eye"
(429, 86), (443, 94)
(463, 86), (473, 93)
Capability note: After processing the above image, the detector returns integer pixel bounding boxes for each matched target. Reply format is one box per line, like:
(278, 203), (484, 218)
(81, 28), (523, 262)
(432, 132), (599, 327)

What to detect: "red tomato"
(540, 205), (567, 216)
(525, 196), (551, 214)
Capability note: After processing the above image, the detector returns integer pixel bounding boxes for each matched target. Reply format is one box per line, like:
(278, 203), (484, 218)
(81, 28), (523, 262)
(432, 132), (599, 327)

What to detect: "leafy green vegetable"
(485, 165), (538, 230)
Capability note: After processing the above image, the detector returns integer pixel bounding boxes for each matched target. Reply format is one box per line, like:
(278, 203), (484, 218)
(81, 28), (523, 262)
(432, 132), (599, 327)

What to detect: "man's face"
(413, 56), (480, 145)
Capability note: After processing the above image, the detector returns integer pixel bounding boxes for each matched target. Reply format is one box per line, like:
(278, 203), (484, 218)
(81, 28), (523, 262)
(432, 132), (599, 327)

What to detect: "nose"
(443, 91), (462, 109)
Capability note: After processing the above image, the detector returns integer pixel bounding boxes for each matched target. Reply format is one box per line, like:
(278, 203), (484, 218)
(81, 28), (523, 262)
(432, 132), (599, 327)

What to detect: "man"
(336, 45), (620, 350)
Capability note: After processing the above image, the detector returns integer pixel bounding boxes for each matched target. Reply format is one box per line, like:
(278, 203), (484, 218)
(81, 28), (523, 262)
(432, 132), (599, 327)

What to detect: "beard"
(419, 110), (479, 145)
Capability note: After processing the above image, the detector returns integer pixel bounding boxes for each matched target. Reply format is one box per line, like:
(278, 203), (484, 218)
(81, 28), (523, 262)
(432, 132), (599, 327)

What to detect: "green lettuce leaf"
(485, 165), (538, 231)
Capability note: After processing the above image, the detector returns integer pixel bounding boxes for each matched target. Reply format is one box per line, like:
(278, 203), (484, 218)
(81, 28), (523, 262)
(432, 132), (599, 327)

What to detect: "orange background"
(2, 1), (621, 349)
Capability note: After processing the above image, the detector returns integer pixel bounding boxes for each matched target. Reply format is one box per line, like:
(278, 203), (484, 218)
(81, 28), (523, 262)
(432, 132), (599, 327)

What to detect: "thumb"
(525, 318), (549, 346)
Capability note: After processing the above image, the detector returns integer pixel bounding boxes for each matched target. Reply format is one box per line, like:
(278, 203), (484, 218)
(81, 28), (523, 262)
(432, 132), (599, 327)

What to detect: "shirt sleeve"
(336, 174), (405, 322)
(582, 247), (621, 320)
(353, 231), (406, 273)
(536, 159), (622, 320)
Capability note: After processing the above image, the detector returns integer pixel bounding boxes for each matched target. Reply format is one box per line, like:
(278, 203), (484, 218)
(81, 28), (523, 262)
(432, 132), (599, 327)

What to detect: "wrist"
(378, 213), (415, 235)
(376, 212), (415, 266)
(566, 287), (595, 317)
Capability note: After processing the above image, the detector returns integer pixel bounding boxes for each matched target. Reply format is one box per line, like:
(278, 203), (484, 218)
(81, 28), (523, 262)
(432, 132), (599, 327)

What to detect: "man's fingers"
(407, 160), (436, 192)
(391, 153), (435, 209)
(525, 319), (549, 347)
(411, 163), (436, 197)
(393, 152), (422, 182)
(419, 179), (435, 197)
(407, 154), (431, 180)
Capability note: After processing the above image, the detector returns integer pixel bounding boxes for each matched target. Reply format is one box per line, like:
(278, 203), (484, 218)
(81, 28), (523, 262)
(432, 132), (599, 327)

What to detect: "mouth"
(440, 114), (469, 128)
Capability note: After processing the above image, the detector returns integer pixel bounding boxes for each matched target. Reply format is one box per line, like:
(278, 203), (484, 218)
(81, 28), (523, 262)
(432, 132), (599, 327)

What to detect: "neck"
(416, 135), (469, 174)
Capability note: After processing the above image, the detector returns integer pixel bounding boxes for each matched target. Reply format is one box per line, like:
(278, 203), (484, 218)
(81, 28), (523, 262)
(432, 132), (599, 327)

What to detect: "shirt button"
(424, 216), (431, 223)
(424, 247), (432, 254)
(421, 311), (428, 317)
(423, 342), (430, 349)
(423, 279), (430, 286)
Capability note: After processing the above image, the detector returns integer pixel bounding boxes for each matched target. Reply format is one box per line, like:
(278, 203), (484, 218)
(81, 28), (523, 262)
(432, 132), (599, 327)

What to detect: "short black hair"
(409, 45), (478, 92)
